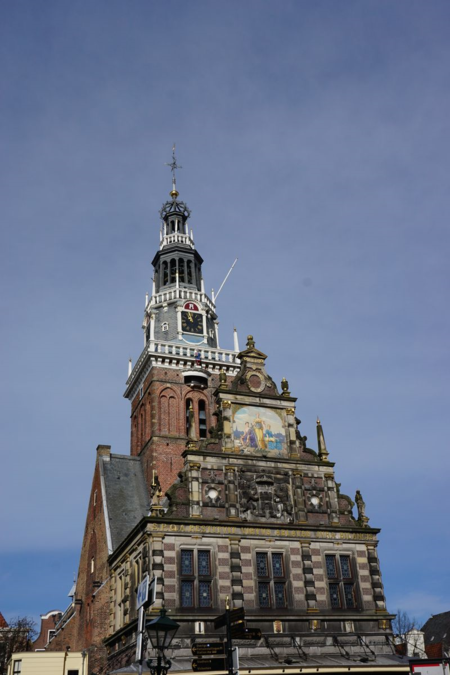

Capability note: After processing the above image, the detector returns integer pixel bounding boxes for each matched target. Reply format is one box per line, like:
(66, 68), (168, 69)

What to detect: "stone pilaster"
(150, 534), (165, 610)
(217, 541), (232, 607)
(225, 466), (238, 518)
(357, 545), (375, 610)
(229, 538), (244, 608)
(123, 556), (131, 624)
(301, 543), (318, 611)
(293, 471), (307, 522)
(162, 539), (177, 609)
(188, 462), (202, 518)
(290, 545), (305, 609)
(286, 408), (300, 459)
(367, 545), (387, 611)
(221, 401), (234, 452)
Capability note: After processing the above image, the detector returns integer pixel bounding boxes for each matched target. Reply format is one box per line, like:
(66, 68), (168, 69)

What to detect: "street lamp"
(145, 608), (180, 675)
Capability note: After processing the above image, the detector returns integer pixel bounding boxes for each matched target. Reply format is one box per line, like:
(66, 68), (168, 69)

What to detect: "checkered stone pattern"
(367, 545), (387, 611)
(310, 546), (327, 609)
(290, 545), (306, 609)
(217, 542), (232, 605)
(301, 543), (317, 610)
(356, 545), (375, 610)
(150, 535), (165, 610)
(229, 539), (244, 607)
(162, 538), (177, 609)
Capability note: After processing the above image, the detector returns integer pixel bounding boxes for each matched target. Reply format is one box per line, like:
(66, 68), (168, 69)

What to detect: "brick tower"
(125, 148), (240, 494)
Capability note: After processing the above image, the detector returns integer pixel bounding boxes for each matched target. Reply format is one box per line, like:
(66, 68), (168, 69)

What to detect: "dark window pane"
(199, 400), (207, 438)
(198, 551), (211, 577)
(258, 582), (271, 608)
(199, 582), (212, 608)
(181, 550), (193, 576)
(181, 581), (194, 607)
(274, 582), (286, 608)
(340, 556), (352, 579)
(272, 553), (284, 578)
(329, 583), (341, 608)
(344, 583), (356, 608)
(256, 553), (269, 577)
(325, 555), (337, 579)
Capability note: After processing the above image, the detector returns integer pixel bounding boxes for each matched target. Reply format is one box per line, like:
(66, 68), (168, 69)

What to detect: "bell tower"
(124, 147), (240, 492)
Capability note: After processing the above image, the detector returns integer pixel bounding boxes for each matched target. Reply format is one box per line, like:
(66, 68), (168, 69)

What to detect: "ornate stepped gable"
(47, 157), (404, 674)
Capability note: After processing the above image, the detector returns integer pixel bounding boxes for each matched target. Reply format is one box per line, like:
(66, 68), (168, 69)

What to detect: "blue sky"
(1, 1), (449, 627)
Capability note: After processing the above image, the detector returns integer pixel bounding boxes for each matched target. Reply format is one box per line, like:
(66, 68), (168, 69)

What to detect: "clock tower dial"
(181, 310), (203, 335)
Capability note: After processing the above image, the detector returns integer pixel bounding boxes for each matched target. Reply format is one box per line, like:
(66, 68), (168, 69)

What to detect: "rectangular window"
(258, 582), (271, 608)
(326, 555), (357, 609)
(181, 580), (194, 608)
(256, 552), (269, 577)
(181, 550), (194, 576)
(256, 552), (287, 609)
(180, 550), (213, 608)
(13, 662), (22, 675)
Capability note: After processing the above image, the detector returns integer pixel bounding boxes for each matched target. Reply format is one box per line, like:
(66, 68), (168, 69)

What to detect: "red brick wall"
(47, 447), (111, 674)
(129, 367), (228, 493)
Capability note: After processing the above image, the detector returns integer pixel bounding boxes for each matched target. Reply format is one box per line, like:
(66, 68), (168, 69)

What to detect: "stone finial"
(246, 335), (255, 349)
(316, 417), (329, 461)
(281, 377), (290, 396)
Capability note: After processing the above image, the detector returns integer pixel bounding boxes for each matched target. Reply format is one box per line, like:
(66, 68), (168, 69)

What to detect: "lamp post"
(145, 608), (180, 675)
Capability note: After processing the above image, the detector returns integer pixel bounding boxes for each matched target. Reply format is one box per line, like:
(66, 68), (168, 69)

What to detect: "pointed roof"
(0, 611), (8, 628)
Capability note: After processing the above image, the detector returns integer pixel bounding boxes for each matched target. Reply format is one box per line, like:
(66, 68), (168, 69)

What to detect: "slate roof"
(421, 610), (450, 656)
(101, 454), (150, 553)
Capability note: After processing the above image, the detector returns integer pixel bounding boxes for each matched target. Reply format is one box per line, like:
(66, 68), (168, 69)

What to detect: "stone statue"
(355, 490), (369, 526)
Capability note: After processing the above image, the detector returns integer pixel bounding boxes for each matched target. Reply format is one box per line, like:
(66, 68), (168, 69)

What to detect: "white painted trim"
(99, 457), (113, 555)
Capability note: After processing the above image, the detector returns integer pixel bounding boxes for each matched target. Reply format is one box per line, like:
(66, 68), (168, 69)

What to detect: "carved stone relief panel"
(238, 468), (294, 523)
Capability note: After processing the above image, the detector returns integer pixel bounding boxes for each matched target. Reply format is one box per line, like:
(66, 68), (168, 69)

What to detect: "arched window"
(160, 395), (168, 434)
(170, 259), (177, 284)
(162, 261), (168, 286)
(169, 396), (177, 434)
(187, 260), (193, 284)
(186, 398), (193, 435)
(199, 400), (207, 438)
(179, 259), (185, 283)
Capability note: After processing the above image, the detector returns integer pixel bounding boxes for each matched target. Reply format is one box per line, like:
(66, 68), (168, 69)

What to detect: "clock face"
(181, 311), (203, 334)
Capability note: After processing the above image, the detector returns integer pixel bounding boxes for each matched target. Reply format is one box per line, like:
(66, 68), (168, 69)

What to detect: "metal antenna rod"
(214, 258), (238, 302)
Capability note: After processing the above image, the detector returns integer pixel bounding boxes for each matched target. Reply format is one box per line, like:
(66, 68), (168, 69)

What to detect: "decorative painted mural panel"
(231, 404), (288, 457)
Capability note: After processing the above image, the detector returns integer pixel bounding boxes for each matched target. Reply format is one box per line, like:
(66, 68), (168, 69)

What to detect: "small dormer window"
(161, 322), (169, 332)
